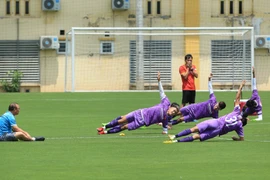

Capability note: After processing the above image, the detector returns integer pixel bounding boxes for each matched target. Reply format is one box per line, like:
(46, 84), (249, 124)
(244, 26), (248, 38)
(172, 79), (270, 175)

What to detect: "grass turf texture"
(0, 91), (269, 180)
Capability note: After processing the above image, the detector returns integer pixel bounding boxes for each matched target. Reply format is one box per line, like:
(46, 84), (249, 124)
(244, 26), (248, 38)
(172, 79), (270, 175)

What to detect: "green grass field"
(0, 91), (269, 180)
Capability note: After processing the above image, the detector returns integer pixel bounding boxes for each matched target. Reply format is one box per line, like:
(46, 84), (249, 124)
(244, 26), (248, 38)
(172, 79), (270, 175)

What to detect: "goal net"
(65, 27), (254, 92)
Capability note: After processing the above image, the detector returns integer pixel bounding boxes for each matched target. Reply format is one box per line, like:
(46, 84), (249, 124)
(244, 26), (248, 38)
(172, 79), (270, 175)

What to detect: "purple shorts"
(180, 106), (195, 123)
(126, 110), (145, 130)
(197, 119), (221, 141)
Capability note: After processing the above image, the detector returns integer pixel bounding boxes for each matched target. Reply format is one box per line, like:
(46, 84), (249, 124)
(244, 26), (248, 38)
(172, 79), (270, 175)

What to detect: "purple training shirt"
(218, 105), (244, 137)
(244, 89), (262, 115)
(181, 93), (218, 122)
(141, 96), (171, 126)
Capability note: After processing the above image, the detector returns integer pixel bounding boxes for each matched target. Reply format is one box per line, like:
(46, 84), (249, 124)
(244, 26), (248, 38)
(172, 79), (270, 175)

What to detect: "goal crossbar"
(67, 27), (253, 32)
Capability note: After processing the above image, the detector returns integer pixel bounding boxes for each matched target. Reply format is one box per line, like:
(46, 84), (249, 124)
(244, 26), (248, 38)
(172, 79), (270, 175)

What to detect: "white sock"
(256, 114), (263, 120)
(32, 137), (36, 141)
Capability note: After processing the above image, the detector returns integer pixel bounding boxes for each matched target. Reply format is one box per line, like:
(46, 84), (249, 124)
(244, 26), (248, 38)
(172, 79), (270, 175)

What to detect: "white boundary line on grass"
(47, 135), (270, 143)
(46, 122), (270, 141)
(247, 122), (270, 125)
(218, 137), (270, 143)
(47, 135), (164, 140)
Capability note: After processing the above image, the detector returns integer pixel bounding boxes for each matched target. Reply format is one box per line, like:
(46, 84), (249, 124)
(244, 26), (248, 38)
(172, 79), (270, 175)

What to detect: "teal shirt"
(0, 111), (17, 136)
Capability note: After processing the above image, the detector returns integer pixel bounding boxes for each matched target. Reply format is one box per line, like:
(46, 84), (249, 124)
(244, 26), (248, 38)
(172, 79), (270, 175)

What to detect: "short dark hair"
(8, 103), (18, 111)
(246, 100), (256, 108)
(241, 116), (248, 127)
(219, 101), (226, 110)
(170, 102), (180, 112)
(185, 54), (193, 60)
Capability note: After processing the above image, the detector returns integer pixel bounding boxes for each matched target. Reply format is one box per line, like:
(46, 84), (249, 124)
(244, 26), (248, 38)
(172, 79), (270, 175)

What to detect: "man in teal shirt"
(0, 103), (45, 141)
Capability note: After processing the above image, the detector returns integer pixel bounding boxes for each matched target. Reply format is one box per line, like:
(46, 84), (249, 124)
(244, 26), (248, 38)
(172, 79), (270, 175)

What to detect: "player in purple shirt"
(164, 80), (248, 143)
(169, 73), (226, 126)
(96, 72), (180, 135)
(242, 67), (263, 121)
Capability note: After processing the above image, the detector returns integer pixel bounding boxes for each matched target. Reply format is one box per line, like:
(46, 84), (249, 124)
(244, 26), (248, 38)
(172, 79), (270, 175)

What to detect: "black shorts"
(182, 90), (196, 105)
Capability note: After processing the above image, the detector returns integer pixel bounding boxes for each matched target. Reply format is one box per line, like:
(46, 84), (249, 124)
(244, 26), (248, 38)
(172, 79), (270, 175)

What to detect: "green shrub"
(1, 70), (23, 92)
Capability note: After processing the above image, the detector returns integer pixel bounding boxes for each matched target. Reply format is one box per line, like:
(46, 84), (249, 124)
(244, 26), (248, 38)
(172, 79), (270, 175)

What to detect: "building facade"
(0, 0), (269, 92)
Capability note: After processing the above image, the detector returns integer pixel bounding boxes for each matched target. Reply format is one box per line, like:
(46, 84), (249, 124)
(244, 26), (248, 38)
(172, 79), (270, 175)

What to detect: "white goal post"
(65, 27), (254, 92)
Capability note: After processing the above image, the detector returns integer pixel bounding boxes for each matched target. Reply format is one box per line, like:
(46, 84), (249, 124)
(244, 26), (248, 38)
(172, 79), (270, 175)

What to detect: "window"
(229, 0), (233, 14)
(25, 0), (29, 15)
(60, 30), (65, 35)
(239, 1), (243, 14)
(57, 41), (70, 55)
(220, 1), (224, 14)
(100, 41), (114, 54)
(0, 40), (40, 83)
(130, 40), (172, 84)
(157, 1), (161, 15)
(6, 0), (10, 15)
(147, 1), (152, 15)
(211, 40), (251, 83)
(15, 0), (20, 15)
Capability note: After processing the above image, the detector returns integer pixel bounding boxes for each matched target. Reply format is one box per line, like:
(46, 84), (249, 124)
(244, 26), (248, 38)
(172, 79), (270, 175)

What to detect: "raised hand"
(241, 80), (246, 87)
(208, 73), (213, 81)
(239, 80), (246, 90)
(157, 71), (161, 81)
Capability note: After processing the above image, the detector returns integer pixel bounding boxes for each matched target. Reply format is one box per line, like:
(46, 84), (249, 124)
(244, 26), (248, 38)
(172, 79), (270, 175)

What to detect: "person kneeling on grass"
(0, 103), (45, 142)
(97, 71), (180, 135)
(164, 80), (248, 143)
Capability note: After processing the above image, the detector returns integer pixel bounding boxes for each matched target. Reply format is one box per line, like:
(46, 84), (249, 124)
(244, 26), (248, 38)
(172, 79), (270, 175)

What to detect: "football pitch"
(1, 91), (269, 180)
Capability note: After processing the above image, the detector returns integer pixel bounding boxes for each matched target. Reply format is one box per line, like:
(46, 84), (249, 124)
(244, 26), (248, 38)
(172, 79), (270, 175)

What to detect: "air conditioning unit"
(112, 0), (130, 10)
(255, 35), (270, 48)
(42, 0), (60, 11)
(40, 36), (59, 50)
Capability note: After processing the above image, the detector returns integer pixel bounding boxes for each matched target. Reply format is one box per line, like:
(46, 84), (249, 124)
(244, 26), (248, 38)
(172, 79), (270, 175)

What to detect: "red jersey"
(179, 64), (196, 90)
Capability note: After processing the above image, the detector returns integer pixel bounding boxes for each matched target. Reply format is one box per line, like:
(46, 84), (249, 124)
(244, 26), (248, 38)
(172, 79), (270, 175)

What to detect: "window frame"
(147, 1), (152, 15)
(15, 0), (20, 15)
(57, 41), (70, 55)
(220, 0), (224, 15)
(6, 0), (11, 15)
(211, 40), (251, 84)
(100, 41), (114, 55)
(0, 40), (40, 83)
(157, 1), (161, 15)
(25, 0), (30, 15)
(129, 40), (172, 84)
(239, 1), (243, 15)
(229, 0), (234, 14)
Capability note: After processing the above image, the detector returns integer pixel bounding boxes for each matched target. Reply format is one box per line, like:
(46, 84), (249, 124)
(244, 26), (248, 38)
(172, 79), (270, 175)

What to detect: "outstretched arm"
(252, 67), (257, 91)
(208, 73), (214, 95)
(234, 80), (246, 106)
(157, 71), (166, 100)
